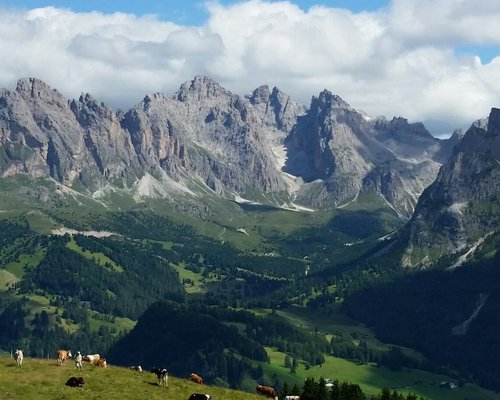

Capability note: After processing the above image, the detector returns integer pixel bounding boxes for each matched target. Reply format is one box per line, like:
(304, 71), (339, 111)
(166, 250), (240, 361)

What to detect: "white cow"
(14, 349), (23, 367)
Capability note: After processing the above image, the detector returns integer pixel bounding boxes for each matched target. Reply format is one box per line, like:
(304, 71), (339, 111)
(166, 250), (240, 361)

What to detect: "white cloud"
(0, 1), (499, 135)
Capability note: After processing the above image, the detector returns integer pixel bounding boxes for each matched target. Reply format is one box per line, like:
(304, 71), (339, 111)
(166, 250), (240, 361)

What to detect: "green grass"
(3, 248), (46, 279)
(171, 263), (207, 294)
(0, 357), (262, 400)
(87, 311), (136, 334)
(23, 211), (58, 234)
(66, 237), (123, 273)
(276, 304), (391, 353)
(0, 269), (19, 291)
(262, 348), (498, 400)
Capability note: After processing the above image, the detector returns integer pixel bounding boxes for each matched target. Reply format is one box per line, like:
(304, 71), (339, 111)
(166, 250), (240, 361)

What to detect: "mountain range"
(0, 76), (460, 215)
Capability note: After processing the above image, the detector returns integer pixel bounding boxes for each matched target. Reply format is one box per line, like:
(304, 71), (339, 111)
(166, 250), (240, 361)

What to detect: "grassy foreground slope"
(0, 357), (260, 400)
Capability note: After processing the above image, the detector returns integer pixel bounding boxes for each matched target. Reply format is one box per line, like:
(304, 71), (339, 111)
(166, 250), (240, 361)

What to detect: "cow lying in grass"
(150, 367), (168, 387)
(66, 377), (85, 387)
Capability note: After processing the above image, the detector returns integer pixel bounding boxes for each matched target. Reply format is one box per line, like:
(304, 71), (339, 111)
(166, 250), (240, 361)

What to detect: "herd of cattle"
(10, 349), (300, 400)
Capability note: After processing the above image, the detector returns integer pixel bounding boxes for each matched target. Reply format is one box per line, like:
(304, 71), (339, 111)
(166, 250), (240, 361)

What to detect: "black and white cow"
(188, 394), (211, 400)
(150, 367), (168, 387)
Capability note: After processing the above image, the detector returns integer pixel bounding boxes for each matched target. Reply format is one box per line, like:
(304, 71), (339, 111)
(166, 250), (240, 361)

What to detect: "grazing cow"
(188, 394), (211, 400)
(285, 396), (301, 400)
(65, 376), (85, 387)
(96, 358), (107, 368)
(75, 351), (83, 370)
(189, 373), (204, 384)
(129, 365), (142, 372)
(14, 349), (23, 367)
(151, 367), (168, 387)
(56, 349), (72, 366)
(83, 353), (101, 364)
(256, 385), (278, 400)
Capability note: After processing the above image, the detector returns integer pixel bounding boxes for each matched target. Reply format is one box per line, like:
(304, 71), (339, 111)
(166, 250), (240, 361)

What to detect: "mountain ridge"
(0, 75), (458, 218)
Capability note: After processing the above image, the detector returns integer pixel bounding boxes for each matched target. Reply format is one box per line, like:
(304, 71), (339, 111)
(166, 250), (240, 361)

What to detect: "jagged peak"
(247, 84), (290, 106)
(141, 92), (170, 108)
(247, 85), (271, 105)
(486, 107), (500, 135)
(15, 77), (65, 102)
(312, 89), (351, 111)
(174, 75), (231, 102)
(450, 128), (465, 141)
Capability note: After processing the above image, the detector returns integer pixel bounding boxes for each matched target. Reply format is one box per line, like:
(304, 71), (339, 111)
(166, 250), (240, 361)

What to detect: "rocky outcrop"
(283, 90), (450, 214)
(403, 108), (500, 267)
(0, 78), (144, 190)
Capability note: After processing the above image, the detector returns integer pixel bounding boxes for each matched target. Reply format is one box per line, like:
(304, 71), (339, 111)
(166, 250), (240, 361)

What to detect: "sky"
(0, 0), (500, 136)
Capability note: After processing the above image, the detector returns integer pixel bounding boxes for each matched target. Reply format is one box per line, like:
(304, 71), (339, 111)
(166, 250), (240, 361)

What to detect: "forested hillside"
(344, 233), (500, 390)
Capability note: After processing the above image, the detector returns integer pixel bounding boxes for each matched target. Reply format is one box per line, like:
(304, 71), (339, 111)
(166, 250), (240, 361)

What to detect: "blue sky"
(0, 0), (499, 136)
(1, 0), (390, 24)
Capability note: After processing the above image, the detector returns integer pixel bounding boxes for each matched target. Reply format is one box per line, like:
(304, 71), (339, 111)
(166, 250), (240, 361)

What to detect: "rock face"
(403, 108), (500, 267)
(120, 76), (292, 194)
(0, 78), (141, 189)
(284, 90), (452, 214)
(0, 76), (457, 215)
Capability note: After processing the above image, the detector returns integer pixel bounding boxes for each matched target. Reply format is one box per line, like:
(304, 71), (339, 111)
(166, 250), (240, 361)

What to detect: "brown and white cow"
(96, 358), (107, 368)
(56, 349), (72, 366)
(189, 373), (204, 384)
(256, 385), (278, 400)
(83, 353), (101, 364)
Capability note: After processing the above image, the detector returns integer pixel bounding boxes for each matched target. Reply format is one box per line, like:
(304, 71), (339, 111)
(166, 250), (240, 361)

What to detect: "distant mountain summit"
(402, 108), (500, 267)
(0, 75), (458, 216)
(284, 89), (454, 214)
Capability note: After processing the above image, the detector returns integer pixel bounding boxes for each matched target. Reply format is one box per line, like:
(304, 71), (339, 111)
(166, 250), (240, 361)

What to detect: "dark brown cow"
(256, 385), (278, 399)
(66, 376), (85, 387)
(189, 373), (203, 384)
(188, 394), (211, 400)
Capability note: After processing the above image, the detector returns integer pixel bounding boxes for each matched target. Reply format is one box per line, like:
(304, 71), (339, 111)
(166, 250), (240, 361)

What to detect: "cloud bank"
(1, 0), (500, 135)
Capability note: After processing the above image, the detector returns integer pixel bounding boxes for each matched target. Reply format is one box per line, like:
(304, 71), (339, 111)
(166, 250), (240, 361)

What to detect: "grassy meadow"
(262, 348), (499, 400)
(0, 357), (261, 400)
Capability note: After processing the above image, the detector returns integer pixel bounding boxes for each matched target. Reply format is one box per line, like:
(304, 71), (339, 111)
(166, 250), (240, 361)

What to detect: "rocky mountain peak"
(402, 107), (500, 267)
(248, 85), (271, 105)
(174, 75), (231, 103)
(247, 84), (306, 132)
(313, 89), (352, 112)
(70, 93), (115, 126)
(15, 78), (67, 108)
(376, 117), (433, 140)
(487, 107), (500, 135)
